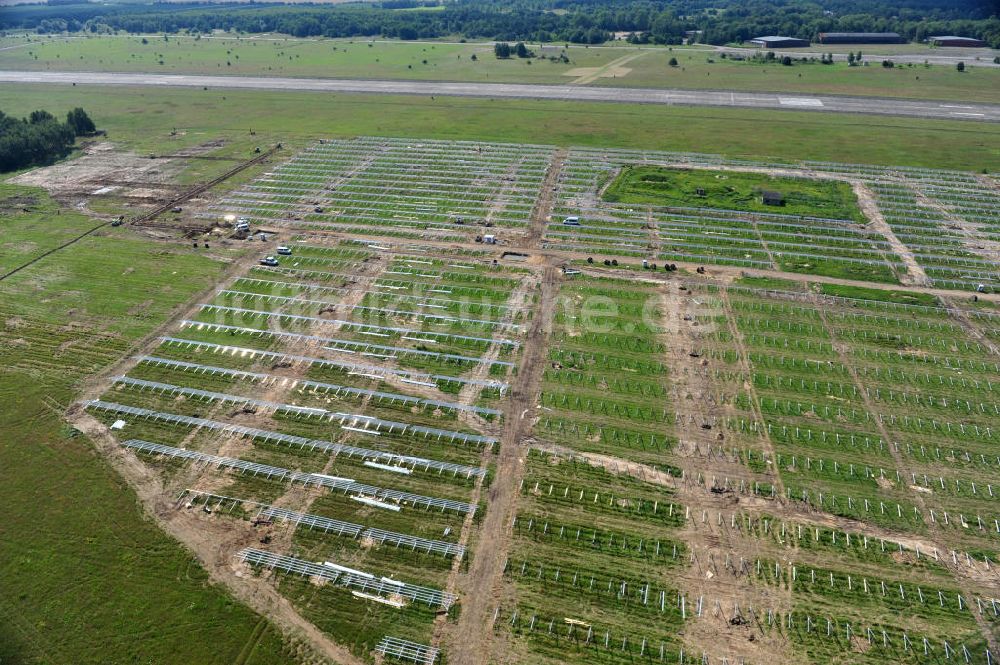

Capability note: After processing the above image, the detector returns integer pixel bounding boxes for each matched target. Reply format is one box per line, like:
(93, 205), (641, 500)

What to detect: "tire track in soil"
(939, 295), (1000, 356)
(525, 149), (567, 248)
(646, 205), (662, 256)
(719, 287), (786, 498)
(852, 182), (928, 286)
(432, 272), (536, 648)
(445, 264), (561, 665)
(660, 282), (795, 664)
(233, 617), (268, 665)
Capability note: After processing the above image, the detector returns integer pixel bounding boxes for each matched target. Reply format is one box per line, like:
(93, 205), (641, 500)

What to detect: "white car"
(276, 246), (292, 255)
(259, 256), (279, 267)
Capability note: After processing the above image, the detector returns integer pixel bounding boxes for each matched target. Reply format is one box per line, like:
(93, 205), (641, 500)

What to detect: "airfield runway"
(2, 70), (999, 122)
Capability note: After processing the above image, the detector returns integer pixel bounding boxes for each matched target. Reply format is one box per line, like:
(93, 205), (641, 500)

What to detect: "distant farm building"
(928, 36), (987, 47)
(749, 36), (810, 48)
(818, 32), (905, 44)
(761, 190), (785, 206)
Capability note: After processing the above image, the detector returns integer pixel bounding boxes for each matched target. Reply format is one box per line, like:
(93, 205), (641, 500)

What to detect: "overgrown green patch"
(603, 165), (864, 221)
(818, 283), (940, 307)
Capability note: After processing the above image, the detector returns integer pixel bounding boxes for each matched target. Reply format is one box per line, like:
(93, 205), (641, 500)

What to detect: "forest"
(0, 108), (95, 173)
(1, 0), (999, 47)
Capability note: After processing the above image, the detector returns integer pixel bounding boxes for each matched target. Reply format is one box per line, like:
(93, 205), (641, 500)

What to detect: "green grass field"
(0, 185), (303, 665)
(603, 165), (865, 220)
(817, 282), (940, 306)
(3, 84), (1000, 171)
(0, 185), (102, 273)
(0, 33), (615, 84)
(2, 33), (998, 102)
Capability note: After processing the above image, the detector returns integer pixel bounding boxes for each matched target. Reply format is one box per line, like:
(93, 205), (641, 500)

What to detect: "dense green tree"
(0, 0), (997, 48)
(514, 41), (533, 57)
(66, 107), (96, 136)
(0, 109), (78, 173)
(29, 110), (55, 124)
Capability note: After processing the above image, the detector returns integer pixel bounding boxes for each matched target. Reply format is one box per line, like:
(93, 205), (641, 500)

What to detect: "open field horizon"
(1, 33), (999, 103)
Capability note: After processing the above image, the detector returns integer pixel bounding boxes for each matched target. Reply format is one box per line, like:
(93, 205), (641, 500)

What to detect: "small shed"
(761, 190), (785, 206)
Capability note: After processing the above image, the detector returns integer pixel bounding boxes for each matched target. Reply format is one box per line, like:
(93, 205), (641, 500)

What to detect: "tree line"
(0, 108), (96, 173)
(1, 0), (998, 47)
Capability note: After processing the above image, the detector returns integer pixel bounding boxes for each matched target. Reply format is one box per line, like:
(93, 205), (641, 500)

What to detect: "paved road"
(2, 70), (999, 122)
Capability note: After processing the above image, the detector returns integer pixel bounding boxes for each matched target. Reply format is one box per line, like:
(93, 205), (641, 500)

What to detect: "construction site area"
(8, 135), (1000, 665)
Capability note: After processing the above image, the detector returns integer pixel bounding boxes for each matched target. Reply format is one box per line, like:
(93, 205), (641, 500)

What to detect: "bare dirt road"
(446, 264), (562, 665)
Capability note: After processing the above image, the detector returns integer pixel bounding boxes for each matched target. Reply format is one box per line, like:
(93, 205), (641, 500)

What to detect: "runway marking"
(779, 97), (824, 107)
(1, 71), (997, 122)
(941, 105), (974, 109)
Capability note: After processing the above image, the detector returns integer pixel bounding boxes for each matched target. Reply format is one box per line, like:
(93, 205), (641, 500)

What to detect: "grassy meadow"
(0, 33), (613, 83)
(0, 185), (302, 664)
